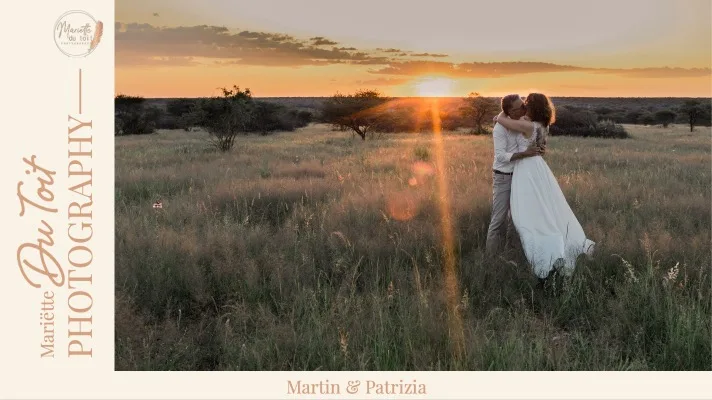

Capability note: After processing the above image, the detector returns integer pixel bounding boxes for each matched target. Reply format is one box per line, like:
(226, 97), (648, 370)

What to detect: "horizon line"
(125, 95), (712, 100)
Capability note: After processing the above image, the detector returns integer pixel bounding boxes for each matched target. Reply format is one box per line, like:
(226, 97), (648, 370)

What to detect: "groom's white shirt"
(492, 122), (518, 173)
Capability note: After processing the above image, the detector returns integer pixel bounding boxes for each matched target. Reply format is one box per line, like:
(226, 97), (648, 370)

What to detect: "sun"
(415, 77), (455, 97)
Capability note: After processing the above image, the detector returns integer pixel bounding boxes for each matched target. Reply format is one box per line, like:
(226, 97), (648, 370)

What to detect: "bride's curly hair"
(525, 93), (556, 127)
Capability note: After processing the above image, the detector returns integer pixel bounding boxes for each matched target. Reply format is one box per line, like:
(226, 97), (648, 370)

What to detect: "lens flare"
(412, 161), (435, 178)
(385, 192), (418, 221)
(428, 98), (465, 360)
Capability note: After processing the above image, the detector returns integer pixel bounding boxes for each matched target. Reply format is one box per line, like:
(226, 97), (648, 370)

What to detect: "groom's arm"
(493, 124), (540, 164)
(510, 147), (540, 161)
(493, 123), (515, 164)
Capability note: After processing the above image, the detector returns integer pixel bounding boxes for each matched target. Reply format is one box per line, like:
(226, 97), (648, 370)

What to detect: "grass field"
(115, 123), (711, 370)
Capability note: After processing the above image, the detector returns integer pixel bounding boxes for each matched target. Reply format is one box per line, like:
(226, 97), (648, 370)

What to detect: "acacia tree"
(640, 112), (656, 126)
(249, 101), (278, 135)
(322, 89), (387, 140)
(166, 98), (199, 131)
(114, 94), (161, 135)
(680, 100), (702, 132)
(192, 85), (254, 151)
(655, 110), (676, 128)
(460, 92), (499, 134)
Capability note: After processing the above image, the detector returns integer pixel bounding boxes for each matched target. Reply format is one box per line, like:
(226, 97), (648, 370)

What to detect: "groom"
(485, 94), (545, 258)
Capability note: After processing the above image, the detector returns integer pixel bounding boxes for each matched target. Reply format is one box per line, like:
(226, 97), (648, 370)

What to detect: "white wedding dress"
(510, 122), (595, 278)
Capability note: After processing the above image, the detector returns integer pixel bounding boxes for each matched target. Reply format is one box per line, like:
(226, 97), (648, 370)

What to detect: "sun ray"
(428, 98), (465, 360)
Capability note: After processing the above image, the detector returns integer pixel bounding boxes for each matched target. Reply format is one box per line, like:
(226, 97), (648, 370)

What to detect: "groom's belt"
(493, 169), (513, 176)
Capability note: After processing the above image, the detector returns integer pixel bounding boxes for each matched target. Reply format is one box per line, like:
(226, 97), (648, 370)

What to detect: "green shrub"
(192, 86), (254, 151)
(655, 110), (676, 128)
(115, 95), (162, 135)
(550, 106), (629, 138)
(414, 146), (430, 161)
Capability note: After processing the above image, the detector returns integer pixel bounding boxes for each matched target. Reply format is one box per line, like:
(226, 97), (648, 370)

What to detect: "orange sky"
(116, 0), (712, 97)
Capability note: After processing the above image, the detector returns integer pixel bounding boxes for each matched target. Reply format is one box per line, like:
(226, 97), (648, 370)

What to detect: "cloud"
(356, 77), (411, 86)
(116, 22), (710, 80)
(116, 23), (386, 67)
(593, 67), (712, 78)
(411, 53), (449, 58)
(369, 61), (586, 77)
(239, 30), (297, 42)
(311, 36), (339, 46)
(377, 48), (405, 53)
(368, 60), (710, 79)
(118, 53), (201, 67)
(353, 58), (392, 65)
(457, 62), (586, 77)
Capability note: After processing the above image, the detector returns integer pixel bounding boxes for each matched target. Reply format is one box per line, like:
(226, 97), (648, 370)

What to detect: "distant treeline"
(116, 91), (711, 141)
(115, 93), (312, 136)
(257, 96), (712, 129)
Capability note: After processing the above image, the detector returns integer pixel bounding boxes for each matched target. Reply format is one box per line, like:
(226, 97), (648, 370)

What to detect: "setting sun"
(415, 77), (455, 97)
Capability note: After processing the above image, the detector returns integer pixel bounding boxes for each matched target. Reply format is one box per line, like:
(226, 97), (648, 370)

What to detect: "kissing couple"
(485, 93), (595, 280)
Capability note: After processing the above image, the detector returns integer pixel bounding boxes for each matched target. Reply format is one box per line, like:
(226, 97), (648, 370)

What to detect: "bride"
(494, 93), (595, 279)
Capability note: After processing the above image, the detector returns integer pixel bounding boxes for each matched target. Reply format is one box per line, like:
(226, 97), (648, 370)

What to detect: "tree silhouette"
(460, 92), (499, 134)
(322, 89), (387, 140)
(192, 85), (254, 151)
(680, 100), (702, 132)
(655, 110), (676, 128)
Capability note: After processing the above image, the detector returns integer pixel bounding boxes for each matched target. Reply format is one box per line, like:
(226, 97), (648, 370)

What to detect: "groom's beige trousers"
(485, 173), (519, 256)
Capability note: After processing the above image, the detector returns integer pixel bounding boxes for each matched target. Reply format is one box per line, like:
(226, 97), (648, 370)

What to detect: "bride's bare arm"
(495, 111), (535, 137)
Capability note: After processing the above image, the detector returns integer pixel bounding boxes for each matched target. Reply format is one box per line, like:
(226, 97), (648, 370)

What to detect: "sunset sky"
(116, 0), (711, 98)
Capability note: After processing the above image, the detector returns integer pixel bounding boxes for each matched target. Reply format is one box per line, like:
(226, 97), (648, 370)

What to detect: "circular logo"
(54, 10), (103, 57)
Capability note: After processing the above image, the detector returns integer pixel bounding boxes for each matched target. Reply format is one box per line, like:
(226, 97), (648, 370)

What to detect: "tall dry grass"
(115, 123), (711, 370)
